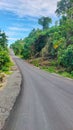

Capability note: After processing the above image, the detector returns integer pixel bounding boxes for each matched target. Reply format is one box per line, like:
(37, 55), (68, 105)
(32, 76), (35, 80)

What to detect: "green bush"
(0, 50), (10, 71)
(71, 71), (73, 76)
(58, 45), (73, 72)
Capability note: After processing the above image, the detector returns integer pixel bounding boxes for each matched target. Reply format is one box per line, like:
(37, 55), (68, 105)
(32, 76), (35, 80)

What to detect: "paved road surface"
(4, 54), (73, 130)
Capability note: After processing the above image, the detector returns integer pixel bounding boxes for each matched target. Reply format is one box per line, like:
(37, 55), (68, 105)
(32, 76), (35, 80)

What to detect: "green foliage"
(43, 66), (56, 73)
(30, 59), (39, 67)
(53, 37), (66, 49)
(58, 45), (73, 72)
(22, 43), (31, 59)
(11, 0), (73, 77)
(0, 30), (11, 72)
(38, 16), (52, 30)
(0, 50), (10, 71)
(55, 0), (72, 16)
(10, 39), (24, 55)
(33, 34), (47, 54)
(0, 31), (8, 48)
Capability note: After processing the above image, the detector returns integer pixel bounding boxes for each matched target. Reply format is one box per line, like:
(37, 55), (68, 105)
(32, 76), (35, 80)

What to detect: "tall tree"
(55, 0), (72, 16)
(38, 16), (52, 30)
(0, 31), (8, 48)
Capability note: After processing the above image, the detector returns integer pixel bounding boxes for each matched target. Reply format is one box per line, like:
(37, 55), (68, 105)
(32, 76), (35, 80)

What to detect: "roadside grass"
(1, 61), (14, 74)
(42, 66), (73, 79)
(28, 58), (73, 79)
(30, 59), (39, 67)
(17, 54), (23, 59)
(41, 66), (56, 73)
(0, 61), (14, 87)
(58, 71), (73, 79)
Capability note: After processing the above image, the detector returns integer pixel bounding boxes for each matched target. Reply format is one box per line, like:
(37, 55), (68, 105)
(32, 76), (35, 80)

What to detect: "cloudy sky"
(0, 0), (59, 45)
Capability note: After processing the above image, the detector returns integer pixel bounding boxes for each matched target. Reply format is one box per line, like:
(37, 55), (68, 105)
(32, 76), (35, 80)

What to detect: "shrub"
(0, 50), (10, 71)
(58, 45), (73, 72)
(71, 71), (73, 76)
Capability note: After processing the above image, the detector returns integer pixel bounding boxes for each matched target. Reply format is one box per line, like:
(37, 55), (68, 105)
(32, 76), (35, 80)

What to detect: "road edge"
(0, 69), (22, 130)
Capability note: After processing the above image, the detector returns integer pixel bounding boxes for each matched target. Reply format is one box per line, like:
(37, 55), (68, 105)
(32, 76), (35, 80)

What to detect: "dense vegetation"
(11, 0), (73, 77)
(0, 30), (11, 72)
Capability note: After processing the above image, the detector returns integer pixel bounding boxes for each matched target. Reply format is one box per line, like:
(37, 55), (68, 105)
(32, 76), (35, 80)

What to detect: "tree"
(0, 31), (8, 48)
(10, 39), (24, 55)
(22, 44), (31, 59)
(38, 16), (52, 30)
(59, 15), (67, 25)
(55, 0), (72, 16)
(67, 6), (73, 19)
(0, 32), (11, 72)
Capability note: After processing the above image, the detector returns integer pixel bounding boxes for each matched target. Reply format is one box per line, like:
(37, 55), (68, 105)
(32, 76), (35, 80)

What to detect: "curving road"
(4, 53), (73, 130)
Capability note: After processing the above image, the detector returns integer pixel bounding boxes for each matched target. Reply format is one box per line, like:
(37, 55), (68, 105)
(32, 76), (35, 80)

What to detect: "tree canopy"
(55, 0), (73, 16)
(0, 30), (11, 72)
(38, 16), (52, 30)
(0, 31), (8, 48)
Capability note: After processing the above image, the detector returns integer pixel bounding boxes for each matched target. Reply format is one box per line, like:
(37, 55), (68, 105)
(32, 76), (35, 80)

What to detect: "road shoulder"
(0, 68), (22, 130)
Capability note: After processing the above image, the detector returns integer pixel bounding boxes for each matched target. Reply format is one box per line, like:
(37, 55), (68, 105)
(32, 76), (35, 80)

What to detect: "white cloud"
(6, 24), (31, 36)
(8, 27), (30, 31)
(0, 0), (59, 17)
(5, 24), (31, 44)
(8, 37), (18, 40)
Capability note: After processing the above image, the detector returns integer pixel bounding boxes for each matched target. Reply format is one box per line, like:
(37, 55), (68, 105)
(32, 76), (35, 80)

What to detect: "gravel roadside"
(0, 68), (22, 130)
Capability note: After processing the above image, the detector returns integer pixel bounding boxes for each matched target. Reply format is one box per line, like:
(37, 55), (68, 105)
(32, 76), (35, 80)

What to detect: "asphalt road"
(4, 54), (73, 130)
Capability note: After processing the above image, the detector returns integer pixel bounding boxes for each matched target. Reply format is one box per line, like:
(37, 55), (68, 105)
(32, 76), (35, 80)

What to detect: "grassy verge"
(28, 58), (73, 79)
(0, 59), (15, 88)
(41, 66), (73, 79)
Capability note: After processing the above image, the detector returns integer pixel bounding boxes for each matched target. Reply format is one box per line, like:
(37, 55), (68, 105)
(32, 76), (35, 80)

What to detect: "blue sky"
(0, 0), (59, 45)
